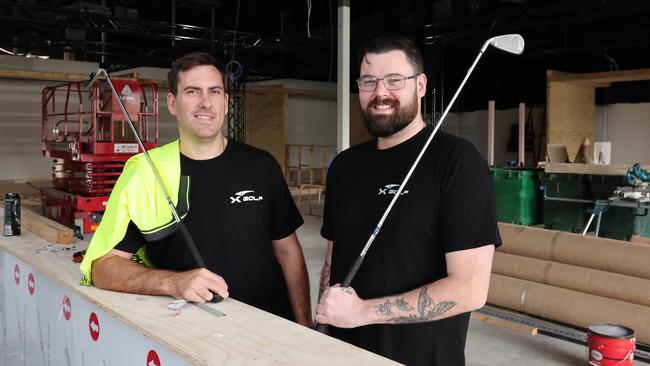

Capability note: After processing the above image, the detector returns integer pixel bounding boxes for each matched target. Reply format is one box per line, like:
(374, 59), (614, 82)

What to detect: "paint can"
(588, 323), (635, 366)
(3, 193), (21, 236)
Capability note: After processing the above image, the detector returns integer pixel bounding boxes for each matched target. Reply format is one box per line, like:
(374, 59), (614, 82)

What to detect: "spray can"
(3, 193), (21, 236)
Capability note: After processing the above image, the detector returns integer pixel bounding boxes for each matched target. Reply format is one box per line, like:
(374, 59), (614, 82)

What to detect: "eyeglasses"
(356, 73), (419, 92)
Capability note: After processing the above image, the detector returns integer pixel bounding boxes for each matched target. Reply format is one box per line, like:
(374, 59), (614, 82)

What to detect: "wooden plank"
(322, 146), (328, 184)
(0, 201), (74, 245)
(0, 69), (140, 83)
(247, 85), (337, 99)
(308, 146), (314, 184)
(0, 217), (397, 365)
(547, 68), (650, 85)
(0, 69), (88, 82)
(544, 163), (650, 175)
(471, 312), (538, 336)
(297, 146), (303, 184)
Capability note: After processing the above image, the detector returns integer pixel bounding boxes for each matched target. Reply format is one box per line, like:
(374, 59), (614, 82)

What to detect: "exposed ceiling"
(2, 0), (650, 109)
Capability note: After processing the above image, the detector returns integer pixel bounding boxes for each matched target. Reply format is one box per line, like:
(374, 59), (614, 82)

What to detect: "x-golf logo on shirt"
(229, 190), (263, 204)
(378, 184), (409, 196)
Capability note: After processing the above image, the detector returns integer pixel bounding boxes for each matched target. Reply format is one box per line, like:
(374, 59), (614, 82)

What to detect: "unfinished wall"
(287, 96), (336, 146)
(440, 106), (545, 166)
(595, 103), (650, 164)
(0, 79), (57, 180)
(0, 55), (178, 181)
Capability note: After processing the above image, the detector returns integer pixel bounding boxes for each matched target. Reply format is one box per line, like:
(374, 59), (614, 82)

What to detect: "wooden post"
(284, 145), (290, 181)
(321, 146), (328, 184)
(519, 102), (525, 167)
(297, 146), (303, 185)
(309, 146), (314, 185)
(487, 100), (495, 166)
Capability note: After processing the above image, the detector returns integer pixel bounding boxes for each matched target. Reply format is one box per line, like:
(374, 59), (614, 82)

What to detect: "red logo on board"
(28, 273), (35, 295)
(146, 350), (161, 366)
(14, 264), (20, 285)
(89, 312), (100, 341)
(62, 296), (72, 321)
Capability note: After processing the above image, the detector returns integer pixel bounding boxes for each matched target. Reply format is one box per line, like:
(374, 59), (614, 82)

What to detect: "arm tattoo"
(374, 286), (457, 324)
(376, 300), (394, 316)
(374, 297), (412, 317)
(395, 297), (414, 312)
(318, 262), (331, 300)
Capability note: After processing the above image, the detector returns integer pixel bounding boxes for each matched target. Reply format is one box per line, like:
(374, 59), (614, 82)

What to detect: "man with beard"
(81, 52), (312, 327)
(315, 34), (501, 365)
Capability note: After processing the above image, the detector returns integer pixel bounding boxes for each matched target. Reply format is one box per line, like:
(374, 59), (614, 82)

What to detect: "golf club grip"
(178, 217), (223, 303)
(210, 291), (224, 303)
(314, 257), (363, 334)
(342, 255), (364, 287)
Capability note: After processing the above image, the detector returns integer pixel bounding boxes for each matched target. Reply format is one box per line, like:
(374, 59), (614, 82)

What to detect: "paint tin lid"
(588, 323), (635, 339)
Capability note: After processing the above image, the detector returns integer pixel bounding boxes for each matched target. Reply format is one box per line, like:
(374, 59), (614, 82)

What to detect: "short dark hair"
(357, 34), (424, 74)
(167, 52), (223, 95)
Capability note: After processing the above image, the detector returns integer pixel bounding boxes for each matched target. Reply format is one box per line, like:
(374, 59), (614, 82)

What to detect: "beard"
(361, 94), (419, 138)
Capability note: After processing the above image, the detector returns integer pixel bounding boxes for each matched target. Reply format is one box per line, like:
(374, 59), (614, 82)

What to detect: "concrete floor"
(296, 215), (649, 366)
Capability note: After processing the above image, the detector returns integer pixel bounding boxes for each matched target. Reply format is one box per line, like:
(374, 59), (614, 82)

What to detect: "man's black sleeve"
(114, 220), (145, 253)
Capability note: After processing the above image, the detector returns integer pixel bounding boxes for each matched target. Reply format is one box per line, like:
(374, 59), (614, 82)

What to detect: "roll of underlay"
(497, 223), (650, 280)
(488, 273), (650, 344)
(492, 252), (650, 308)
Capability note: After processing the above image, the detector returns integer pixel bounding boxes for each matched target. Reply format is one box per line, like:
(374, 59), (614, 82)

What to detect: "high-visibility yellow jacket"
(80, 140), (189, 285)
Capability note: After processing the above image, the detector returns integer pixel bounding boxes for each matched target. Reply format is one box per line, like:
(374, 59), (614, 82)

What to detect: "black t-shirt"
(321, 127), (501, 366)
(116, 140), (303, 320)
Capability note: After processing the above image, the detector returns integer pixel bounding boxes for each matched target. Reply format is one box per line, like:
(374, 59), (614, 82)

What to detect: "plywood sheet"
(547, 81), (595, 162)
(544, 163), (650, 175)
(245, 91), (287, 172)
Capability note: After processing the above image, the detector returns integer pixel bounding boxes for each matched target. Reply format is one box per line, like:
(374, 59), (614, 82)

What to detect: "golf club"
(85, 69), (223, 303)
(315, 34), (524, 333)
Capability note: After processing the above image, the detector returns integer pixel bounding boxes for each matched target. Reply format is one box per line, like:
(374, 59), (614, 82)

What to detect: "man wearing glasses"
(315, 34), (500, 365)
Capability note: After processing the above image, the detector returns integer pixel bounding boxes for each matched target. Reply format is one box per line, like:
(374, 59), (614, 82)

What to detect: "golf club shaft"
(315, 44), (489, 334)
(89, 70), (222, 302)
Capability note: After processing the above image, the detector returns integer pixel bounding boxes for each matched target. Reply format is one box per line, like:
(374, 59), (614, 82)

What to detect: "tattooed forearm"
(375, 286), (457, 324)
(318, 262), (331, 300)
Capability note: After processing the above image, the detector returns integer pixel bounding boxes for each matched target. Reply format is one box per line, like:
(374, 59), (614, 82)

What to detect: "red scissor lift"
(41, 79), (159, 235)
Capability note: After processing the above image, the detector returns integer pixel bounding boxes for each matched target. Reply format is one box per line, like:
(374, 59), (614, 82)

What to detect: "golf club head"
(489, 34), (525, 55)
